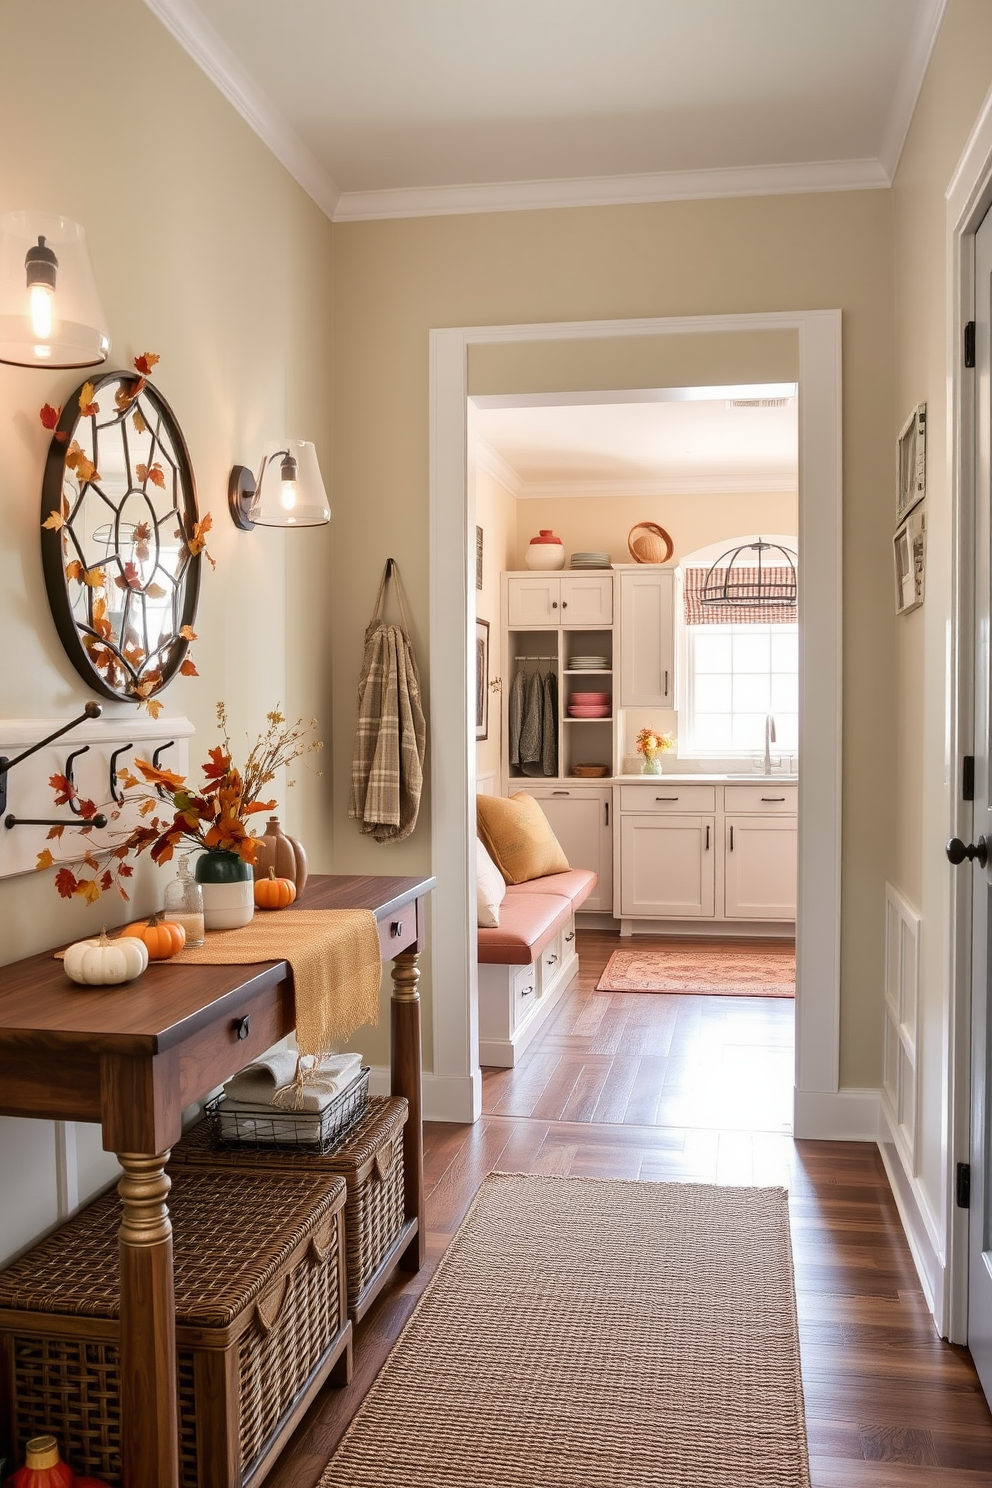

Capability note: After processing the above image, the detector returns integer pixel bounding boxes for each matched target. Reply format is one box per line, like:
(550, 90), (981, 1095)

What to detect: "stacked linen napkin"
(219, 1050), (363, 1143)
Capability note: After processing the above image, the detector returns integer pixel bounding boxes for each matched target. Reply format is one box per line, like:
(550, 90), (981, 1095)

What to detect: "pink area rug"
(596, 945), (795, 997)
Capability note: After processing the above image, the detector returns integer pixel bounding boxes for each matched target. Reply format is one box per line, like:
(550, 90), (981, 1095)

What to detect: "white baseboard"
(877, 1101), (945, 1330)
(792, 1086), (881, 1140)
(368, 1065), (482, 1124)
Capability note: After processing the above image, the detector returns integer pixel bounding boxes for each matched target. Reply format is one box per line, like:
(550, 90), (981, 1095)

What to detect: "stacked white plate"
(570, 551), (611, 568)
(569, 655), (609, 671)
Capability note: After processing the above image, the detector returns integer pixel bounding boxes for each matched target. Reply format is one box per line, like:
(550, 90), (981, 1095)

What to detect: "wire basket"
(204, 1067), (370, 1153)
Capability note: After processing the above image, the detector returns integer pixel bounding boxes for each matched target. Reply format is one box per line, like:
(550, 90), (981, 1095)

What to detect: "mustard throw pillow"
(476, 792), (570, 885)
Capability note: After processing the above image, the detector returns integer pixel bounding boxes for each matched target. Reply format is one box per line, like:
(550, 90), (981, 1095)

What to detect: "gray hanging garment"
(542, 668), (558, 775)
(508, 668), (526, 766)
(519, 668), (544, 775)
(349, 560), (427, 842)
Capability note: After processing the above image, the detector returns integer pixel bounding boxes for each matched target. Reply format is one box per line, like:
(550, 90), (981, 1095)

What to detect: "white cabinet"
(724, 816), (797, 920)
(618, 814), (716, 918)
(525, 785), (613, 914)
(506, 573), (613, 628)
(617, 568), (675, 706)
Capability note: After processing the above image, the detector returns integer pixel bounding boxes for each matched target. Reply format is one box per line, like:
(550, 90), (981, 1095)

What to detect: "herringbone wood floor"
(268, 929), (992, 1488)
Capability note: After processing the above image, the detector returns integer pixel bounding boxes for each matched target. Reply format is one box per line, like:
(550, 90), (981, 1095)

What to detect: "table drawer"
(619, 784), (716, 813)
(723, 784), (797, 813)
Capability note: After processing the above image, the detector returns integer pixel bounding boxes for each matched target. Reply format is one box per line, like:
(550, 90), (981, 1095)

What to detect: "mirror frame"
(40, 370), (201, 703)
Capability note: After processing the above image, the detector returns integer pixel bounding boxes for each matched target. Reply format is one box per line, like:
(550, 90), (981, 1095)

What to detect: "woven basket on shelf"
(0, 1168), (350, 1488)
(627, 521), (674, 564)
(169, 1095), (409, 1324)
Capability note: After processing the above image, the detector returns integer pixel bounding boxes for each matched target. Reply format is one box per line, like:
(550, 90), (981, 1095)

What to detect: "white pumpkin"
(64, 929), (149, 986)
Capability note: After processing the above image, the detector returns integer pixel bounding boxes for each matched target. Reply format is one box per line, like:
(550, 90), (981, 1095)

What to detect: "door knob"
(946, 835), (988, 867)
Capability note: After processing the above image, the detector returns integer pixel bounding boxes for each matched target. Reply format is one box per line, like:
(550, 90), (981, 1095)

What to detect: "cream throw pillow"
(476, 839), (507, 928)
(476, 792), (570, 886)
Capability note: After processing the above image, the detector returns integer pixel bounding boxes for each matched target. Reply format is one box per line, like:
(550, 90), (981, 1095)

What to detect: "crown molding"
(515, 475), (798, 499)
(142, 0), (342, 221)
(473, 438), (523, 498)
(878, 0), (948, 180)
(333, 157), (889, 223)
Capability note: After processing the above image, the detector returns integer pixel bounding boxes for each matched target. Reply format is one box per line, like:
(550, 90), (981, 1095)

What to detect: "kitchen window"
(682, 621), (798, 756)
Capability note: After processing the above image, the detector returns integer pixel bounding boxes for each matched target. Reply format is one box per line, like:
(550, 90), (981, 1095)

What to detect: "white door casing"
(428, 310), (842, 1134)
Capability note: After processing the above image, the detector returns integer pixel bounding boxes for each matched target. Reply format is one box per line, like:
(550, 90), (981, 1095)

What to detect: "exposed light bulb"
(29, 281), (54, 339)
(279, 452), (298, 511)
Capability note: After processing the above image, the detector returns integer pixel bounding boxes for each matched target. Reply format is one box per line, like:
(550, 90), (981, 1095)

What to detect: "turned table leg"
(390, 947), (425, 1270)
(117, 1152), (179, 1488)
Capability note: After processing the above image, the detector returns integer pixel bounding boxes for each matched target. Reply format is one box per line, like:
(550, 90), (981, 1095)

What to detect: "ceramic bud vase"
(641, 754), (663, 775)
(194, 850), (254, 930)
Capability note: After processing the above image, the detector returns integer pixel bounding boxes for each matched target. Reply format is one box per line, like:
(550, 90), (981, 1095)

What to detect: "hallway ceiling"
(473, 389), (799, 497)
(146, 0), (946, 221)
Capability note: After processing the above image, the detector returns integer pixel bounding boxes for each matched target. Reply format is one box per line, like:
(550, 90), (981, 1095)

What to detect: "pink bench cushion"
(476, 893), (574, 965)
(504, 869), (597, 912)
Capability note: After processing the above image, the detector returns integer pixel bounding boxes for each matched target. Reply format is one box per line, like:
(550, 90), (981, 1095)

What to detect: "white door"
(958, 205), (992, 1400)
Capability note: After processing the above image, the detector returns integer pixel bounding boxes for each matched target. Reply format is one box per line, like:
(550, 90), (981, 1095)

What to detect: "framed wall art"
(476, 525), (484, 590)
(893, 504), (926, 614)
(475, 618), (490, 739)
(896, 402), (926, 524)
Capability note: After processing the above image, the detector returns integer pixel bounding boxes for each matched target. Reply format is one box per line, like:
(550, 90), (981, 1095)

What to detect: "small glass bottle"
(163, 855), (205, 946)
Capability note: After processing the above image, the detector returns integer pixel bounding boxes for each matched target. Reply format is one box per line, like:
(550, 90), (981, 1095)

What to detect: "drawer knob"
(521, 984), (534, 997)
(233, 1014), (251, 1041)
(390, 920), (404, 938)
(565, 931), (575, 943)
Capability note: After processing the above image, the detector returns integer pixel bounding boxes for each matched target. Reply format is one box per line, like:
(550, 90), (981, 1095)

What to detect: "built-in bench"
(477, 868), (597, 1067)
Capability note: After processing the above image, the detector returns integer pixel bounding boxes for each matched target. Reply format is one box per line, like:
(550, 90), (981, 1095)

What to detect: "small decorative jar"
(524, 529), (566, 571)
(163, 855), (205, 946)
(7, 1435), (78, 1487)
(194, 850), (254, 931)
(641, 754), (663, 776)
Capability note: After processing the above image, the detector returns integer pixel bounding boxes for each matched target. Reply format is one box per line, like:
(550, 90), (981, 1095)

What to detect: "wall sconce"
(0, 211), (111, 368)
(228, 440), (330, 529)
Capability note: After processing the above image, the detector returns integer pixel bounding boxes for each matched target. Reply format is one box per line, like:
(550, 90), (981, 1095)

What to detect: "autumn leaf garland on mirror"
(39, 353), (214, 716)
(36, 705), (322, 904)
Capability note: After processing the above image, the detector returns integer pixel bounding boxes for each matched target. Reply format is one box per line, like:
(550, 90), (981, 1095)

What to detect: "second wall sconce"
(228, 440), (330, 530)
(0, 210), (111, 368)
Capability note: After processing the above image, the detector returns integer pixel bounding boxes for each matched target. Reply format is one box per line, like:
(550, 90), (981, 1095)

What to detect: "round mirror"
(40, 371), (201, 703)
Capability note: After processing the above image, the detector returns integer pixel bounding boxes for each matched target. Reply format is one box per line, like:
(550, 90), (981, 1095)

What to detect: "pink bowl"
(567, 705), (611, 718)
(569, 691), (610, 703)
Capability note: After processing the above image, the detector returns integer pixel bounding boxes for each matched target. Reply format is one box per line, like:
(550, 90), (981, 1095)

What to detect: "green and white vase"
(641, 754), (663, 775)
(194, 850), (254, 930)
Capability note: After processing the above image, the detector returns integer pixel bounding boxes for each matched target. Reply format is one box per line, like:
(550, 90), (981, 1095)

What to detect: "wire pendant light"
(700, 538), (798, 608)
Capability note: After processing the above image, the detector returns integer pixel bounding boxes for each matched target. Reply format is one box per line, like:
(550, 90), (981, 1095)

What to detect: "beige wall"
(331, 189), (895, 1092)
(0, 2), (334, 1262)
(890, 2), (992, 1248)
(474, 466), (517, 784)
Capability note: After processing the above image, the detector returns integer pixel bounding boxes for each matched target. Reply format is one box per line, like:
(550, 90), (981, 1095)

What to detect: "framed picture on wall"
(475, 618), (490, 739)
(896, 403), (926, 524)
(893, 505), (926, 614)
(476, 526), (484, 590)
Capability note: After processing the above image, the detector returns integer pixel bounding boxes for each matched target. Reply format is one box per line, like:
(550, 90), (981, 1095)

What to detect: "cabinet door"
(619, 814), (715, 918)
(560, 573), (613, 626)
(527, 786), (613, 914)
(618, 569), (675, 706)
(724, 816), (797, 919)
(507, 576), (560, 626)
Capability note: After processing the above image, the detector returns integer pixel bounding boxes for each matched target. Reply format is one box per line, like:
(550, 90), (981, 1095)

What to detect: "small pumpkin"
(64, 929), (149, 987)
(254, 866), (297, 910)
(252, 816), (308, 895)
(121, 914), (187, 960)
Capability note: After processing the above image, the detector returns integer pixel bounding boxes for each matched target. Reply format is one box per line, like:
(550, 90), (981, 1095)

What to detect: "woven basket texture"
(170, 1096), (408, 1313)
(0, 1168), (347, 1488)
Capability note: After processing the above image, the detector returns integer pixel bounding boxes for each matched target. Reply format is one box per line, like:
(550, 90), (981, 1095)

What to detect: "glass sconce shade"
(0, 211), (111, 368)
(228, 440), (330, 529)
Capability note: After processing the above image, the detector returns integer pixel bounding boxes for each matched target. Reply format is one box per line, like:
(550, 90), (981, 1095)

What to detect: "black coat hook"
(0, 702), (101, 816)
(109, 744), (133, 805)
(64, 745), (90, 816)
(151, 740), (176, 799)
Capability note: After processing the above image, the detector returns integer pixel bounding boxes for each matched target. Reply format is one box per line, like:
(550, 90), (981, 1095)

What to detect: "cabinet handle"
(546, 953), (558, 965)
(604, 801), (610, 827)
(562, 600), (568, 609)
(553, 789), (570, 795)
(552, 601), (558, 609)
(761, 797), (786, 803)
(664, 669), (669, 697)
(656, 796), (679, 802)
(730, 825), (735, 850)
(521, 984), (534, 997)
(705, 825), (710, 850)
(565, 931), (575, 943)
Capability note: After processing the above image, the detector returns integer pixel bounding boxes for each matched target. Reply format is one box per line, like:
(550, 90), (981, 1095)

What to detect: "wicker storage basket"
(169, 1096), (410, 1324)
(0, 1168), (350, 1488)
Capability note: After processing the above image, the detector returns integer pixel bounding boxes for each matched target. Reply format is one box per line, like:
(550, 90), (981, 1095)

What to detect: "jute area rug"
(320, 1172), (810, 1488)
(596, 945), (796, 997)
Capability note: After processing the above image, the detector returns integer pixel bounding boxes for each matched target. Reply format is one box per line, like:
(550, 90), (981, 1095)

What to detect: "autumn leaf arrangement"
(40, 352), (214, 717)
(37, 704), (322, 904)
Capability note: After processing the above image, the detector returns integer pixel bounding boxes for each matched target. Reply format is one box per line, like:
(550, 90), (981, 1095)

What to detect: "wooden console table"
(0, 872), (435, 1488)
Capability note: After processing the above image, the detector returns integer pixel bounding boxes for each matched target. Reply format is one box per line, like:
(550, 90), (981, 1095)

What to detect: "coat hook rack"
(5, 811), (108, 831)
(0, 701), (102, 816)
(109, 743), (133, 805)
(64, 744), (91, 816)
(151, 740), (175, 799)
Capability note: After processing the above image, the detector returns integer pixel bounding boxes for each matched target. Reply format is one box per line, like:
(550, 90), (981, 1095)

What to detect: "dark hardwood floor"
(269, 928), (992, 1488)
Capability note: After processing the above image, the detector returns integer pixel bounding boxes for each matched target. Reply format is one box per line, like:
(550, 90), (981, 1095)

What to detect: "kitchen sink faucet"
(764, 714), (776, 773)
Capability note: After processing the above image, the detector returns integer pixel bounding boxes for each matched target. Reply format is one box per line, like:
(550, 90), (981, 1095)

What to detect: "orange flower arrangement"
(36, 704), (321, 903)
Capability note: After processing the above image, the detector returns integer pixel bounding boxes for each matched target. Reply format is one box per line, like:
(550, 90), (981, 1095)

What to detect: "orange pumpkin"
(254, 867), (297, 910)
(121, 914), (187, 960)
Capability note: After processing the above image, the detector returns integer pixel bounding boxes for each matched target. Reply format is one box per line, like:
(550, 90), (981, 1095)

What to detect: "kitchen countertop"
(614, 772), (799, 783)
